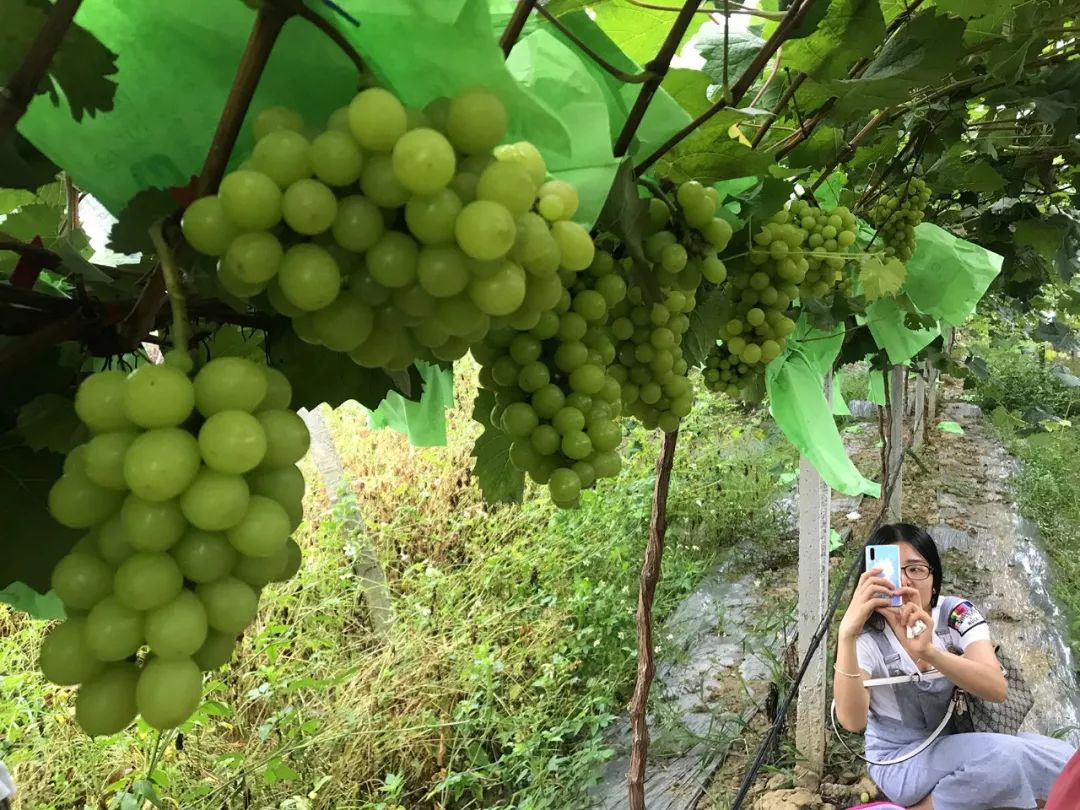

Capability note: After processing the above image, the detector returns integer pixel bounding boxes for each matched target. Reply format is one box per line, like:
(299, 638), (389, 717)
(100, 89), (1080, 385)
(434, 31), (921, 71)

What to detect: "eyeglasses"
(902, 564), (932, 581)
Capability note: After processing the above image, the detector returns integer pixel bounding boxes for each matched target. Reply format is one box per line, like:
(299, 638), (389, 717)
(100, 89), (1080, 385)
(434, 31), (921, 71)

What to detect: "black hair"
(855, 523), (943, 632)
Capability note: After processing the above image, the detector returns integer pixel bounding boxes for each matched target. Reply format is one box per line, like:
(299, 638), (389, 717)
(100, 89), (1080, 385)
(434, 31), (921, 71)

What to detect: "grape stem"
(0, 0), (85, 139)
(149, 221), (190, 353)
(500, 0), (538, 57)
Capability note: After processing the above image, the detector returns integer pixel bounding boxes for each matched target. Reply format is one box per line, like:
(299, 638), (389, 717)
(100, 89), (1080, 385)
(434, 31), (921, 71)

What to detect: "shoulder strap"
(830, 693), (957, 766)
(936, 596), (959, 637)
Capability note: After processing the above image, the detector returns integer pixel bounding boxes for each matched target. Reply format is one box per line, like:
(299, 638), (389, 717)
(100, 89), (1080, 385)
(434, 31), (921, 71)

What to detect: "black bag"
(950, 644), (1033, 735)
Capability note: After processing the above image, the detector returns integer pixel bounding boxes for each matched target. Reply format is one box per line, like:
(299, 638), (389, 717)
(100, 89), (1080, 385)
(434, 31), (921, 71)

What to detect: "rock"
(765, 773), (790, 791)
(752, 788), (824, 810)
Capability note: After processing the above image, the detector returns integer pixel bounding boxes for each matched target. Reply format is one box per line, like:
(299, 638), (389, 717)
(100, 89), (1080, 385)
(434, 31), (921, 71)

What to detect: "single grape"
(332, 195), (384, 252)
(120, 494), (186, 551)
(274, 538), (303, 582)
(258, 367), (292, 412)
(476, 161), (536, 217)
(145, 591), (209, 659)
(197, 576), (259, 633)
(96, 515), (134, 566)
(446, 88), (507, 155)
(392, 128), (456, 194)
(194, 356), (268, 417)
(348, 88), (408, 152)
(252, 129), (311, 188)
(193, 630), (237, 671)
(360, 153), (410, 208)
(85, 596), (144, 661)
(114, 552), (183, 611)
(172, 528), (238, 584)
(83, 431), (137, 491)
(309, 130), (363, 187)
(181, 196), (239, 257)
(368, 231), (420, 288)
(227, 495), (290, 557)
(551, 221), (594, 271)
(198, 411), (268, 475)
(253, 105), (303, 141)
(123, 428), (201, 502)
(455, 200), (516, 261)
(468, 260), (526, 316)
(222, 231), (283, 285)
(405, 188), (462, 247)
(123, 365), (195, 429)
(75, 663), (139, 737)
(312, 295), (374, 351)
(39, 616), (105, 686)
(180, 468), (250, 532)
(417, 246), (470, 298)
(282, 178), (338, 236)
(218, 170), (282, 231)
(136, 656), (203, 730)
(48, 473), (124, 529)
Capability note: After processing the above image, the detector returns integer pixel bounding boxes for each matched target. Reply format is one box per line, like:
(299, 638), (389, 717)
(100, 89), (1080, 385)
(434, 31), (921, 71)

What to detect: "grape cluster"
(787, 199), (858, 300)
(473, 249), (627, 507)
(870, 177), (930, 262)
(610, 181), (732, 432)
(181, 86), (593, 371)
(40, 356), (308, 736)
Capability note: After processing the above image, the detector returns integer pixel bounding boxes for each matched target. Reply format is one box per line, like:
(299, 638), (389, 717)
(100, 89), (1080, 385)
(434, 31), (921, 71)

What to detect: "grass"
(0, 368), (796, 810)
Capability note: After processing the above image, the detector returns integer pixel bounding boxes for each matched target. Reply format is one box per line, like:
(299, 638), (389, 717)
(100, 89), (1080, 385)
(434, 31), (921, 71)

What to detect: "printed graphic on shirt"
(948, 600), (986, 636)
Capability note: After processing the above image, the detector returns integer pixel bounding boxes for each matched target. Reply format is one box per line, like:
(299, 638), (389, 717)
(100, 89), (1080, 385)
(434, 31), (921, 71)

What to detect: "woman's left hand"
(882, 586), (934, 661)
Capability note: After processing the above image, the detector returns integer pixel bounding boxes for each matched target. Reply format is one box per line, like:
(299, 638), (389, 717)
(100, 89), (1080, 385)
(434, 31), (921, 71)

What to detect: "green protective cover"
(831, 372), (851, 416)
(864, 296), (941, 365)
(19, 0), (618, 225)
(903, 223), (1004, 326)
(0, 582), (65, 620)
(766, 317), (880, 497)
(868, 368), (886, 405)
(367, 361), (455, 447)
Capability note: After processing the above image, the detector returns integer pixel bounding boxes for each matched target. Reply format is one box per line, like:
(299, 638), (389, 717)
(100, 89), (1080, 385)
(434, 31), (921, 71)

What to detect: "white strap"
(830, 693), (957, 766)
(863, 669), (945, 688)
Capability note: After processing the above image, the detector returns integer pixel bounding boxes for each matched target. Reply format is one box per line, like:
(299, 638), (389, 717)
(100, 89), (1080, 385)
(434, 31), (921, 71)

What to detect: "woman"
(834, 523), (1075, 810)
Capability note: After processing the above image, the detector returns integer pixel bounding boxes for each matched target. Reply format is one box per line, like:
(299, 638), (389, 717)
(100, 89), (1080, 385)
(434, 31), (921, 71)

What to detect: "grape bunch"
(40, 356), (308, 736)
(181, 86), (593, 371)
(610, 181), (732, 432)
(473, 248), (627, 507)
(870, 177), (931, 262)
(786, 199), (858, 300)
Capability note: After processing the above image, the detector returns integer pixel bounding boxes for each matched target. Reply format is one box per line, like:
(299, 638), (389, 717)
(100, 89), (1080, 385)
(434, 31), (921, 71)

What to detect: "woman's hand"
(882, 586), (934, 663)
(838, 567), (899, 639)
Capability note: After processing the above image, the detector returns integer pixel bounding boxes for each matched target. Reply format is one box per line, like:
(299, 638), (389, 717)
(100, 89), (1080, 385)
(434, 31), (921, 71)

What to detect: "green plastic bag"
(831, 372), (851, 416)
(767, 318), (880, 497)
(864, 296), (940, 366)
(368, 362), (454, 447)
(904, 223), (1003, 326)
(868, 369), (886, 405)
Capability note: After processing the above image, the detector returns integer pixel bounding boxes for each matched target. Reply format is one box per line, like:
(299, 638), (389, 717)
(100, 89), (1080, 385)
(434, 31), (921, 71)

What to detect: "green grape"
(136, 656), (203, 730)
(194, 357), (268, 417)
(531, 384), (566, 420)
(83, 431), (137, 491)
(348, 87), (407, 151)
(39, 618), (103, 686)
(180, 468), (250, 532)
(348, 330), (400, 368)
(405, 189), (462, 247)
(282, 178), (337, 236)
(570, 364), (605, 395)
(74, 371), (133, 434)
(537, 180), (578, 222)
(360, 153), (410, 208)
(254, 410), (309, 469)
(145, 591), (208, 659)
(233, 545), (288, 587)
(75, 663), (139, 737)
(193, 630), (237, 671)
(392, 128), (456, 194)
(332, 194), (384, 252)
(446, 87), (507, 155)
(218, 262), (266, 299)
(476, 161), (536, 217)
(172, 529), (238, 583)
(121, 495), (186, 551)
(548, 468), (581, 503)
(552, 407), (585, 435)
(367, 231), (419, 288)
(218, 170), (282, 231)
(551, 221), (594, 271)
(496, 402), (536, 439)
(123, 365), (195, 429)
(434, 294), (486, 337)
(495, 140), (546, 187)
(595, 273), (627, 307)
(114, 552), (183, 611)
(573, 289), (607, 322)
(274, 538), (303, 582)
(517, 361), (550, 392)
(52, 553), (113, 611)
(252, 129), (311, 188)
(592, 450), (621, 478)
(197, 576), (259, 633)
(530, 424), (561, 456)
(587, 419), (621, 452)
(392, 283), (436, 318)
(554, 341), (588, 372)
(48, 472), (124, 529)
(198, 411), (267, 474)
(468, 260), (526, 316)
(309, 130), (363, 187)
(123, 431), (201, 504)
(266, 277), (306, 318)
(417, 246), (470, 298)
(258, 367), (293, 412)
(226, 495), (290, 557)
(253, 105), (303, 141)
(312, 294), (374, 351)
(181, 196), (239, 257)
(96, 515), (134, 566)
(222, 231), (284, 285)
(85, 596), (144, 661)
(560, 430), (592, 460)
(277, 244), (342, 312)
(455, 200), (516, 261)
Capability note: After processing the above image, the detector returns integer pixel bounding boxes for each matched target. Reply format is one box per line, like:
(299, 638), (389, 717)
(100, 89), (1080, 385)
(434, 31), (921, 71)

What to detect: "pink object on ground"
(847, 804), (905, 810)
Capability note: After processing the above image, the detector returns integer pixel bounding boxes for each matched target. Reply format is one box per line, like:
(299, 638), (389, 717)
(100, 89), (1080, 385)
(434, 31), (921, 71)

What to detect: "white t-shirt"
(855, 597), (992, 724)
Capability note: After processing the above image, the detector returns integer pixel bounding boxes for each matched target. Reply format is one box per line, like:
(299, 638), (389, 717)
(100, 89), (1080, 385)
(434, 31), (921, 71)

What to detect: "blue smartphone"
(866, 544), (903, 607)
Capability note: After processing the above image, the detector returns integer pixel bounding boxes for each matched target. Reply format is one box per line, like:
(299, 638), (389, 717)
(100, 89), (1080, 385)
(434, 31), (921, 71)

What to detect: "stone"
(752, 787), (824, 810)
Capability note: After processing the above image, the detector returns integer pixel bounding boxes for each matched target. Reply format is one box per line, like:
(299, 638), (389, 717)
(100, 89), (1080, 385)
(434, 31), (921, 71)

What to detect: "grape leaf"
(0, 132), (60, 191)
(590, 2), (705, 65)
(681, 286), (730, 369)
(654, 109), (774, 185)
(108, 187), (180, 255)
(1013, 219), (1066, 262)
(16, 393), (85, 454)
(0, 445), (80, 593)
(0, 582), (65, 620)
(596, 159), (659, 302)
(695, 29), (767, 90)
(783, 0), (885, 81)
(1, 0), (118, 122)
(786, 126), (845, 169)
(470, 387), (524, 505)
(859, 256), (906, 301)
(266, 329), (422, 411)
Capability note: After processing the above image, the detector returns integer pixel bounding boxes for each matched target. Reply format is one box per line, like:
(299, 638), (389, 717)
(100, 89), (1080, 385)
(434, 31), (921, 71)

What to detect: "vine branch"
(284, 0), (366, 75)
(614, 0), (705, 158)
(535, 5), (652, 83)
(0, 0), (85, 139)
(149, 222), (189, 353)
(629, 0), (786, 20)
(628, 428), (679, 810)
(500, 0), (537, 57)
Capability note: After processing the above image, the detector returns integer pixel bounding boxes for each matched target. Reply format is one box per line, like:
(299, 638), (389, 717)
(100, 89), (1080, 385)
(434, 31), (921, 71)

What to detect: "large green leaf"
(590, 1), (706, 65)
(470, 387), (524, 505)
(653, 109), (774, 184)
(1013, 219), (1066, 262)
(16, 394), (84, 454)
(694, 28), (767, 90)
(783, 0), (885, 82)
(681, 286), (729, 369)
(0, 582), (65, 620)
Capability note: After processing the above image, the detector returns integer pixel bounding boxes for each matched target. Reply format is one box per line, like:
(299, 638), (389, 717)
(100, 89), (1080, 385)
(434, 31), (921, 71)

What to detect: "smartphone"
(866, 544), (903, 607)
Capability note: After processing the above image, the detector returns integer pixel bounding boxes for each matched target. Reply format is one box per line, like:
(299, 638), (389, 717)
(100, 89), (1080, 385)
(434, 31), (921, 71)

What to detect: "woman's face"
(895, 540), (934, 610)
